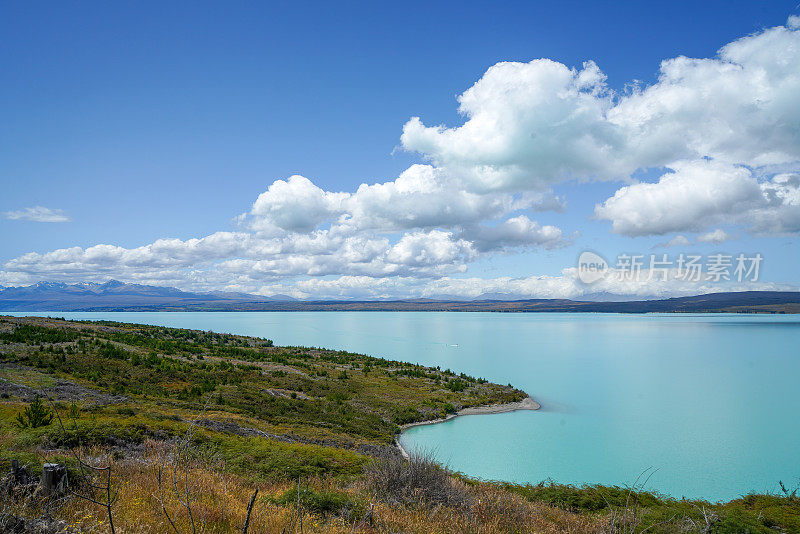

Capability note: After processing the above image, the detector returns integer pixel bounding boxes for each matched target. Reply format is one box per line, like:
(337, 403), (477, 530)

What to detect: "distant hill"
(201, 291), (799, 313)
(0, 281), (798, 313)
(0, 280), (292, 311)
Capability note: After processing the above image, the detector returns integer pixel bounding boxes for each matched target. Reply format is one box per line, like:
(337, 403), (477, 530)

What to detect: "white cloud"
(1, 226), (479, 289)
(654, 235), (692, 248)
(259, 276), (423, 300)
(608, 22), (800, 169)
(401, 59), (625, 192)
(423, 269), (796, 301)
(463, 215), (566, 252)
(385, 230), (475, 267)
(249, 175), (348, 233)
(594, 161), (800, 236)
(402, 18), (800, 235)
(3, 18), (799, 297)
(270, 268), (795, 301)
(3, 206), (71, 223)
(595, 161), (759, 236)
(343, 164), (546, 231)
(697, 229), (733, 244)
(243, 164), (563, 235)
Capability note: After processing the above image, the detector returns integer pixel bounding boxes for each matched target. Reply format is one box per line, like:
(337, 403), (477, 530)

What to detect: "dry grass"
(368, 483), (603, 534)
(364, 450), (471, 509)
(360, 451), (603, 532)
(51, 441), (354, 533)
(0, 439), (603, 534)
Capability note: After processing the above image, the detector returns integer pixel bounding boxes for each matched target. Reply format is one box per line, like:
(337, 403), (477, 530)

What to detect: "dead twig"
(45, 393), (118, 534)
(241, 488), (258, 534)
(154, 397), (212, 534)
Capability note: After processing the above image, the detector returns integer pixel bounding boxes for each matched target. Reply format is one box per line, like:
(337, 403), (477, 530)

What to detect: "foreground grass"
(498, 480), (800, 533)
(4, 443), (601, 533)
(1, 315), (798, 533)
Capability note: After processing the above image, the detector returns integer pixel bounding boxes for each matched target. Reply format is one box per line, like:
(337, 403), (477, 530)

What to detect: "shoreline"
(395, 396), (540, 458)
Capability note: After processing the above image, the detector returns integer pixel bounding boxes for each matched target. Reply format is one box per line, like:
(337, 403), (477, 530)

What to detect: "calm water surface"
(9, 311), (800, 501)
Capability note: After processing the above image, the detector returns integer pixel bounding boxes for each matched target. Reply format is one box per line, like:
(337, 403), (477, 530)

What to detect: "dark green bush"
(272, 485), (363, 518)
(15, 395), (53, 429)
(392, 406), (421, 425)
(445, 378), (467, 392)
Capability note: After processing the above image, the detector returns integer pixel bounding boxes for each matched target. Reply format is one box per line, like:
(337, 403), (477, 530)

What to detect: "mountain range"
(0, 280), (799, 313)
(0, 280), (295, 311)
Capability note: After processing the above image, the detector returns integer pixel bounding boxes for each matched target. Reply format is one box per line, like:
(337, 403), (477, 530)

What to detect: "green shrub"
(15, 395), (53, 429)
(209, 435), (368, 480)
(500, 480), (662, 513)
(392, 406), (422, 425)
(272, 485), (363, 518)
(445, 378), (468, 392)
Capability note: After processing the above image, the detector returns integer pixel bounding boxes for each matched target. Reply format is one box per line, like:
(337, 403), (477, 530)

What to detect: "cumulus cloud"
(594, 161), (800, 236)
(242, 164), (562, 235)
(259, 276), (423, 300)
(385, 230), (475, 267)
(344, 165), (534, 231)
(3, 18), (799, 297)
(402, 18), (800, 235)
(697, 229), (733, 244)
(608, 24), (800, 169)
(401, 59), (624, 191)
(2, 228), (473, 283)
(3, 206), (70, 223)
(423, 267), (799, 301)
(4, 232), (252, 275)
(249, 175), (348, 233)
(594, 161), (759, 236)
(252, 269), (795, 301)
(462, 215), (566, 252)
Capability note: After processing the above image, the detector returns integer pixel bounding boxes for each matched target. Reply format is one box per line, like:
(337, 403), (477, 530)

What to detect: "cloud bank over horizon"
(2, 17), (799, 299)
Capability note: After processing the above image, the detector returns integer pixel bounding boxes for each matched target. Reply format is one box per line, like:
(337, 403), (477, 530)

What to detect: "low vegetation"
(14, 395), (53, 429)
(0, 315), (798, 533)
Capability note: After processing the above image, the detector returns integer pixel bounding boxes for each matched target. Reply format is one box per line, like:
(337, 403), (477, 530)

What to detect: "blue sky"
(1, 1), (799, 299)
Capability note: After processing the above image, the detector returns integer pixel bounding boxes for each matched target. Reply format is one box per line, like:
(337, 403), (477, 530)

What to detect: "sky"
(1, 1), (799, 300)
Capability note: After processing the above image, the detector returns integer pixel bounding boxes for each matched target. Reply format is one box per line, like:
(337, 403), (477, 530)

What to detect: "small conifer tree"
(16, 395), (54, 429)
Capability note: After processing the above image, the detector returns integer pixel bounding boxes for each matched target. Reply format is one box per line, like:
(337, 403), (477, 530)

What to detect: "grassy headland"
(0, 315), (798, 533)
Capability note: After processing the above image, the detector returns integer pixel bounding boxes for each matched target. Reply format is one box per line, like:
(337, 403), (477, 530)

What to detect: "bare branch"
(242, 488), (259, 534)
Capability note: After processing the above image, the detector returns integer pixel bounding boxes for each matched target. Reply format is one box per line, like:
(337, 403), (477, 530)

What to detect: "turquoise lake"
(9, 311), (800, 502)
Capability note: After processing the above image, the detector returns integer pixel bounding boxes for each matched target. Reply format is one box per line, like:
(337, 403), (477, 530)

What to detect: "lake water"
(8, 311), (800, 502)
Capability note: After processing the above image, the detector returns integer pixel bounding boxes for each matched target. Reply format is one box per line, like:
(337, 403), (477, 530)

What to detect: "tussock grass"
(3, 443), (604, 533)
(365, 450), (471, 509)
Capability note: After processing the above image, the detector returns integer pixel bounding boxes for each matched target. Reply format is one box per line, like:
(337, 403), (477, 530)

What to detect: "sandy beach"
(395, 396), (540, 458)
